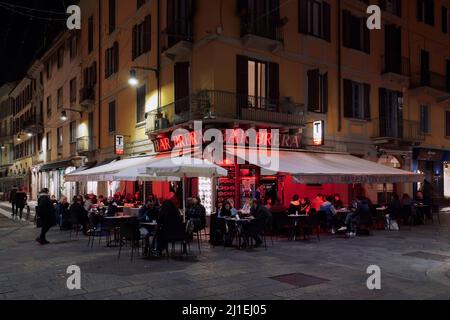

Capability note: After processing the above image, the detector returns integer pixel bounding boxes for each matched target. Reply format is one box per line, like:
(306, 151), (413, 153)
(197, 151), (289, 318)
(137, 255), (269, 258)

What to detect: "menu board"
(217, 165), (236, 207)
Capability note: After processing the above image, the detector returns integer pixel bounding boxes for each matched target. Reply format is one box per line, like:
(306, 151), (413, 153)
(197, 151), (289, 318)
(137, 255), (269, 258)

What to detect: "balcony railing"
(76, 136), (94, 154)
(381, 55), (410, 77)
(145, 90), (306, 134)
(79, 87), (95, 106)
(372, 118), (425, 142)
(411, 72), (450, 93)
(241, 18), (284, 42)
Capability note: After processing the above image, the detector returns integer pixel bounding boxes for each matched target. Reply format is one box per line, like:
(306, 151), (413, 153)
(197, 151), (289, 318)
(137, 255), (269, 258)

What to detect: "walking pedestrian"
(14, 187), (27, 220)
(9, 185), (18, 218)
(35, 188), (57, 245)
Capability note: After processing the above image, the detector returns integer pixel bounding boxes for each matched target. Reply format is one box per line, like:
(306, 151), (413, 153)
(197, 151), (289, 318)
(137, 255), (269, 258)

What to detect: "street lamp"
(27, 132), (33, 138)
(60, 111), (68, 122)
(128, 66), (159, 87)
(1, 145), (5, 150)
(16, 135), (21, 142)
(128, 69), (139, 87)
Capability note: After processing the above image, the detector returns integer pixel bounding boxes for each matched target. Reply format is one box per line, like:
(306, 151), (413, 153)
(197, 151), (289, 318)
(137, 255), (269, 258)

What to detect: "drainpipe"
(337, 0), (342, 132)
(98, 0), (102, 151)
(157, 0), (161, 114)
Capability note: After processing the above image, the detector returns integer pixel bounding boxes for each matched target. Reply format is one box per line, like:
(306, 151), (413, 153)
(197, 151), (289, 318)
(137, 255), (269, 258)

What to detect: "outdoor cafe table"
(222, 217), (253, 249)
(103, 216), (135, 247)
(288, 214), (308, 241)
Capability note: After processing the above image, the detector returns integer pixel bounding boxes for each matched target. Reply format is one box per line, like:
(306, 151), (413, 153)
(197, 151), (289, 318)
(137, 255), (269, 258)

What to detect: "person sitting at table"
(147, 194), (160, 209)
(243, 199), (272, 247)
(311, 194), (324, 212)
(219, 200), (234, 217)
(70, 196), (89, 236)
(156, 200), (184, 255)
(338, 197), (369, 236)
(288, 195), (302, 215)
(83, 195), (93, 212)
(265, 198), (273, 210)
(138, 201), (159, 222)
(333, 194), (344, 209)
(98, 195), (107, 206)
(186, 196), (207, 235)
(300, 197), (311, 215)
(388, 193), (401, 220)
(320, 196), (338, 234)
(56, 196), (70, 229)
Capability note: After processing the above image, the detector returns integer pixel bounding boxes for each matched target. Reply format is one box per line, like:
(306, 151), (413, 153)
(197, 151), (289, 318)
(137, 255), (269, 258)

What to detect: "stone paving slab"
(1, 205), (450, 300)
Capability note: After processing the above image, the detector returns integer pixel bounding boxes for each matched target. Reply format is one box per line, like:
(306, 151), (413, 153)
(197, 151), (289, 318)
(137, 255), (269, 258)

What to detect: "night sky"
(0, 0), (77, 85)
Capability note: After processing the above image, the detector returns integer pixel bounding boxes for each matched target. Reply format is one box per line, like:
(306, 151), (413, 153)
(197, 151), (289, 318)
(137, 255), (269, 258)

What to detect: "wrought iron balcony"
(372, 118), (425, 143)
(79, 87), (95, 107)
(145, 90), (306, 135)
(411, 72), (450, 94)
(381, 55), (410, 77)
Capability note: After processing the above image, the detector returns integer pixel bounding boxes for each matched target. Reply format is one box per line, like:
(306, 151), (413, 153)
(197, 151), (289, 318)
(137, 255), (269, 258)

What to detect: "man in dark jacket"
(244, 200), (272, 247)
(35, 188), (56, 245)
(9, 186), (18, 217)
(14, 188), (27, 220)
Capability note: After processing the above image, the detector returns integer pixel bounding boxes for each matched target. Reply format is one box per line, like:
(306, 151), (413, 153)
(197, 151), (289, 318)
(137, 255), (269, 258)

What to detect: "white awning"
(65, 155), (170, 182)
(227, 148), (423, 184)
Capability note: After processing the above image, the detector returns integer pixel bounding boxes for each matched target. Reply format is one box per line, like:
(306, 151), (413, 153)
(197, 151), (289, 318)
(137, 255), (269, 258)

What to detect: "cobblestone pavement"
(0, 203), (450, 300)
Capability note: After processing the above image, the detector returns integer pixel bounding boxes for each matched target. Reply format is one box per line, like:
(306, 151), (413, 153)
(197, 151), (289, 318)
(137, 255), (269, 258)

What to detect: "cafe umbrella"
(139, 156), (228, 211)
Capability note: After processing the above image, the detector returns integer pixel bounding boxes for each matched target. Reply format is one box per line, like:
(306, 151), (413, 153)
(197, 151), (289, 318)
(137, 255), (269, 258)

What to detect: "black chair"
(69, 214), (82, 239)
(356, 211), (373, 236)
(189, 218), (206, 253)
(304, 213), (321, 242)
(161, 222), (190, 259)
(262, 216), (274, 249)
(117, 218), (143, 262)
(271, 212), (295, 239)
(87, 217), (112, 248)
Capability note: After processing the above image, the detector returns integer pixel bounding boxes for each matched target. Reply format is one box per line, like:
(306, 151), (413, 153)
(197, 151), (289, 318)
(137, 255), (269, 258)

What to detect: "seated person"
(138, 201), (159, 222)
(243, 200), (272, 247)
(333, 194), (344, 209)
(339, 198), (370, 235)
(320, 196), (339, 233)
(186, 196), (207, 231)
(288, 195), (302, 215)
(219, 201), (236, 218)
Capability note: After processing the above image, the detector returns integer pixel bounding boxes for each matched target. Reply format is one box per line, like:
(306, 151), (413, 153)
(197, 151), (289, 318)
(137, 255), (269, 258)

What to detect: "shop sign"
(417, 149), (443, 162)
(152, 128), (303, 153)
(115, 135), (125, 155)
(313, 121), (324, 146)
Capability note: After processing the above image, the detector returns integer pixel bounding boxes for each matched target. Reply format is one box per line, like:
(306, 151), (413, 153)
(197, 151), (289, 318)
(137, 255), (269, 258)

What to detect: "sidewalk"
(0, 201), (37, 222)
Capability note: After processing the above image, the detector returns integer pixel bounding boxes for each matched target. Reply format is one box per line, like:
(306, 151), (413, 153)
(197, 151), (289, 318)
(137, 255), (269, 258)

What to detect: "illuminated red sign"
(152, 129), (303, 153)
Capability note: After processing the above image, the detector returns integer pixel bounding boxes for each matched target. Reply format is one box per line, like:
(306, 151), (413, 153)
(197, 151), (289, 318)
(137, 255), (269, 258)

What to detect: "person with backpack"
(35, 188), (57, 245)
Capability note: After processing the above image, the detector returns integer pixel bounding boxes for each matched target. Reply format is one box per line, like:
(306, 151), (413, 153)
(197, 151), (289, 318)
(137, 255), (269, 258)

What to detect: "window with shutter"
(343, 79), (371, 120)
(299, 0), (331, 42)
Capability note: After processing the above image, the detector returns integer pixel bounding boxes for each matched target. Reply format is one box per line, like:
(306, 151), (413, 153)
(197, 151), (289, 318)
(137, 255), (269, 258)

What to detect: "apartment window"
(136, 84), (146, 123)
(57, 87), (63, 109)
(88, 16), (94, 53)
(105, 42), (119, 78)
(236, 55), (279, 111)
(420, 49), (430, 86)
(167, 0), (195, 46)
(46, 96), (52, 117)
(443, 6), (450, 34)
(417, 0), (435, 26)
(344, 79), (371, 120)
(57, 46), (64, 69)
(83, 62), (97, 89)
(70, 121), (77, 143)
(299, 0), (331, 42)
(70, 78), (77, 104)
(240, 0), (280, 40)
(343, 10), (370, 54)
(109, 0), (116, 34)
(307, 69), (328, 113)
(46, 131), (52, 151)
(69, 35), (77, 59)
(420, 105), (430, 134)
(132, 15), (151, 60)
(380, 0), (402, 17)
(108, 101), (116, 133)
(379, 88), (403, 138)
(446, 111), (450, 137)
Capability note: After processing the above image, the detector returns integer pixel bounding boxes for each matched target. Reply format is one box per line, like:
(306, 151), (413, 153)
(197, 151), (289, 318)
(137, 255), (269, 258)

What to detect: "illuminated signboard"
(313, 121), (324, 146)
(152, 129), (303, 153)
(115, 135), (125, 155)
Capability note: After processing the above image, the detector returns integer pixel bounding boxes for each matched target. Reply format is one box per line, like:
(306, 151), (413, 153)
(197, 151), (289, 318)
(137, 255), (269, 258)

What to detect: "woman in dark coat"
(36, 189), (57, 245)
(156, 200), (183, 254)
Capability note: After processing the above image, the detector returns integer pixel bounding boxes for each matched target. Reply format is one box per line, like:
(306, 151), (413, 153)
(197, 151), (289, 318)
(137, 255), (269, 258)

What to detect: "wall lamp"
(61, 109), (83, 122)
(128, 66), (159, 87)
